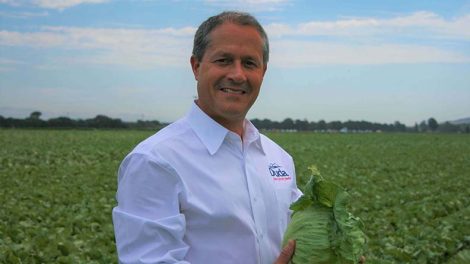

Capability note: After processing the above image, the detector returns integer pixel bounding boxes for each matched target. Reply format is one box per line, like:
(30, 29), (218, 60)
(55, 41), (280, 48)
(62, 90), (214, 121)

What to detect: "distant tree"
(281, 118), (294, 130)
(466, 126), (470, 134)
(419, 120), (428, 132)
(260, 118), (273, 130)
(428, 118), (438, 131)
(29, 111), (42, 120)
(344, 120), (363, 131)
(86, 115), (127, 128)
(272, 120), (282, 130)
(307, 121), (317, 131)
(23, 111), (46, 127)
(251, 118), (273, 130)
(48, 117), (76, 128)
(393, 121), (406, 132)
(317, 120), (327, 130)
(438, 122), (459, 133)
(294, 119), (309, 131)
(327, 121), (342, 130)
(133, 120), (161, 129)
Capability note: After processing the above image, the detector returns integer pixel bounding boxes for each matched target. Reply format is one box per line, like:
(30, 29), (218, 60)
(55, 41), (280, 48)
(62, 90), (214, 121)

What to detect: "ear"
(190, 56), (200, 81)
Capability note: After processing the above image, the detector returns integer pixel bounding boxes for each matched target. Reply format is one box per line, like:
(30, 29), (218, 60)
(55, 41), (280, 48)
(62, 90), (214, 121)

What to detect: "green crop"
(283, 166), (367, 264)
(1, 130), (469, 263)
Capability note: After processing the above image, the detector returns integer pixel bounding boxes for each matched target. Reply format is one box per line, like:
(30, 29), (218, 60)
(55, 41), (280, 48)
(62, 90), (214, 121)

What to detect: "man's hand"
(273, 239), (365, 264)
(274, 240), (295, 264)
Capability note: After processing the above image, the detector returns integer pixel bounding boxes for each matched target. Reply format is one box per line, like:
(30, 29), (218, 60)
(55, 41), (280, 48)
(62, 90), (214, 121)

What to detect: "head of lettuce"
(282, 166), (367, 264)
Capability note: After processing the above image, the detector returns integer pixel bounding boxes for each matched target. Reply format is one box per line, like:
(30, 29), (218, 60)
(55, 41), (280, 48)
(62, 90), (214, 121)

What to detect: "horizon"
(1, 108), (467, 127)
(1, 0), (470, 126)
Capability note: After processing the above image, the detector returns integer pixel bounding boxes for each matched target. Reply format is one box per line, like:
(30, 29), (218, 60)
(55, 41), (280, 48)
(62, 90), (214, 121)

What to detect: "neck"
(194, 100), (245, 138)
(215, 117), (245, 139)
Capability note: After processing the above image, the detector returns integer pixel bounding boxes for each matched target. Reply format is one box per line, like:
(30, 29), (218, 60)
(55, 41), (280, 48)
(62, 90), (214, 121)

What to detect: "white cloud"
(265, 11), (470, 40)
(1, 11), (469, 68)
(0, 26), (196, 68)
(270, 40), (470, 66)
(0, 26), (196, 48)
(33, 0), (110, 10)
(0, 0), (109, 10)
(0, 0), (20, 6)
(0, 10), (49, 19)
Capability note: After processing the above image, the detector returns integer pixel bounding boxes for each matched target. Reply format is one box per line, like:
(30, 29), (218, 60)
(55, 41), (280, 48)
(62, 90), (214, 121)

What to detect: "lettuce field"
(1, 129), (469, 263)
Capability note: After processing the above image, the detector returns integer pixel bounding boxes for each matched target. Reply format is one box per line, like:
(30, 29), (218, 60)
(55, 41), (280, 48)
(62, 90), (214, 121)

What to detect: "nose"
(227, 61), (247, 84)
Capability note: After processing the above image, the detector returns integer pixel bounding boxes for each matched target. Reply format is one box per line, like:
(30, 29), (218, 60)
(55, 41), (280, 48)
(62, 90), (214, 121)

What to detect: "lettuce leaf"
(282, 166), (367, 264)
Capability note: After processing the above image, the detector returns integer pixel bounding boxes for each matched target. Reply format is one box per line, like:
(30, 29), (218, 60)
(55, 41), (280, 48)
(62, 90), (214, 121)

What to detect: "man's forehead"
(208, 24), (263, 45)
(205, 43), (263, 60)
(209, 22), (262, 39)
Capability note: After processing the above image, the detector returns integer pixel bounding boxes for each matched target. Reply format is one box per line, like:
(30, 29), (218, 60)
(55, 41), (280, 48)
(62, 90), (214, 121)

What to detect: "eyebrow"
(211, 51), (261, 62)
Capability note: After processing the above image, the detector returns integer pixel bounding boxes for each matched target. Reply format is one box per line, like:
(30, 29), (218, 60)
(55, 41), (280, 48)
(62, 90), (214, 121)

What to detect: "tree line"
(0, 111), (162, 130)
(0, 111), (469, 133)
(251, 117), (469, 133)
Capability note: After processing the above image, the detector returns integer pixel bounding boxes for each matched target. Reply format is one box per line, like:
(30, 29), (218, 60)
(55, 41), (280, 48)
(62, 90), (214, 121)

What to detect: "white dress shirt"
(112, 102), (302, 264)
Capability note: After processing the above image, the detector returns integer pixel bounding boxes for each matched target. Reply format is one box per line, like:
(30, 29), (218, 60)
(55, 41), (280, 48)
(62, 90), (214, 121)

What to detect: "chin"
(222, 105), (248, 115)
(218, 109), (247, 121)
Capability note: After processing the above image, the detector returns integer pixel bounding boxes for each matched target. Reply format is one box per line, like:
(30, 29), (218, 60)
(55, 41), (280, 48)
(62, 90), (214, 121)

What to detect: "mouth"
(219, 88), (246, 95)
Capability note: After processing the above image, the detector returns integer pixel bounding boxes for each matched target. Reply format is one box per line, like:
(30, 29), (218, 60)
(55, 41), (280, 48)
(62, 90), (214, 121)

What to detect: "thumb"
(274, 240), (296, 264)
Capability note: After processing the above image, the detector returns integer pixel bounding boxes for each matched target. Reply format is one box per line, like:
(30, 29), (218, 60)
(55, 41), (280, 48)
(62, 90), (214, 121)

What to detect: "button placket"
(244, 145), (273, 263)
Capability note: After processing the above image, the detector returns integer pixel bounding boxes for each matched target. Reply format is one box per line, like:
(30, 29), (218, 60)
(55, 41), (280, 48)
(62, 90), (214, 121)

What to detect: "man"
(112, 11), (301, 263)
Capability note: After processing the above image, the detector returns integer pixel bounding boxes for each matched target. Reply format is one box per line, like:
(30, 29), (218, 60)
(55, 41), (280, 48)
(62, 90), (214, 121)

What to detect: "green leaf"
(290, 195), (312, 212)
(283, 165), (367, 263)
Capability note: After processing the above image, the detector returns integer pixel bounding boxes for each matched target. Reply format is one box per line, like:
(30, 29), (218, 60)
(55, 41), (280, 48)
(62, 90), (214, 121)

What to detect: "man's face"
(191, 22), (267, 127)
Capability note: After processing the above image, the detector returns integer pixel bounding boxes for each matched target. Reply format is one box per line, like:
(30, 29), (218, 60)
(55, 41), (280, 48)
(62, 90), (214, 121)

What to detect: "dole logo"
(268, 163), (290, 177)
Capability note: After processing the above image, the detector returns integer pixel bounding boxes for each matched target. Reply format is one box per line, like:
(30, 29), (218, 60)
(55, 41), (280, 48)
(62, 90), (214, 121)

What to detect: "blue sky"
(1, 0), (469, 125)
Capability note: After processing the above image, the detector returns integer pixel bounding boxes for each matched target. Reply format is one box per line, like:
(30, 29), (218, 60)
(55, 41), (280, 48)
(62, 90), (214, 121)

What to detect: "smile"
(220, 88), (246, 94)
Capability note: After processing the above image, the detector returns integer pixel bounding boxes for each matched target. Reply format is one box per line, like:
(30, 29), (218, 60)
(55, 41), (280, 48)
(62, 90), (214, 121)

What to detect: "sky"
(1, 0), (469, 126)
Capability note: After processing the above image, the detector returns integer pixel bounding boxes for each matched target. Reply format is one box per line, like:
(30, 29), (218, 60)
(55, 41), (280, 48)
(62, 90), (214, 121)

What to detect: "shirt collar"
(186, 102), (265, 155)
(186, 102), (229, 155)
(243, 119), (266, 155)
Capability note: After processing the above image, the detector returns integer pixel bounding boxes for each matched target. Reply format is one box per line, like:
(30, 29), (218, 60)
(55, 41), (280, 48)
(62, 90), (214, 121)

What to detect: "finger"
(274, 240), (296, 264)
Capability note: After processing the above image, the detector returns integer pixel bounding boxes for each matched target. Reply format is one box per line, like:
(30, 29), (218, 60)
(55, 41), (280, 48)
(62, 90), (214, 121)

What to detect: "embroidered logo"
(268, 163), (291, 181)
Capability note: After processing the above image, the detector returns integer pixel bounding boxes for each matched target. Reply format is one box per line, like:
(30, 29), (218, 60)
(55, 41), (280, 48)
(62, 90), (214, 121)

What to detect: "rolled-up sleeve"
(112, 152), (190, 264)
(289, 158), (303, 204)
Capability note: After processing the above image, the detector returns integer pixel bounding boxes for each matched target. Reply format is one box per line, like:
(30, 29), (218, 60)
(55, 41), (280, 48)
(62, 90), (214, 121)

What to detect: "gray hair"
(192, 11), (269, 65)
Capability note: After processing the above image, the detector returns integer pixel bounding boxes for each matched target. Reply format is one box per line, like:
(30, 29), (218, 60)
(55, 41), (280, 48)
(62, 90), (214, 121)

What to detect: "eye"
(244, 60), (259, 69)
(214, 58), (231, 65)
